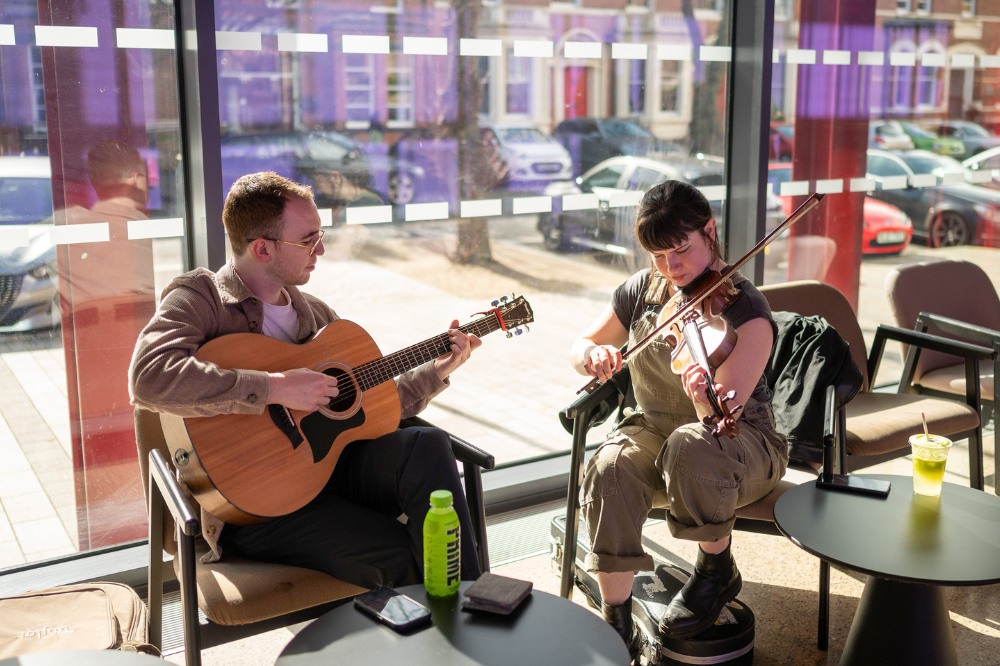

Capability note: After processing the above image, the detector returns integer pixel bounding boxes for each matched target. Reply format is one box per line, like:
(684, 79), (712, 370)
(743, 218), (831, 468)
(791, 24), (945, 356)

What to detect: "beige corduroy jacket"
(128, 261), (448, 561)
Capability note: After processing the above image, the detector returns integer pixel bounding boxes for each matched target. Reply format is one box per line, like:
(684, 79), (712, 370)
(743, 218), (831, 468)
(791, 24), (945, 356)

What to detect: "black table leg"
(841, 577), (957, 666)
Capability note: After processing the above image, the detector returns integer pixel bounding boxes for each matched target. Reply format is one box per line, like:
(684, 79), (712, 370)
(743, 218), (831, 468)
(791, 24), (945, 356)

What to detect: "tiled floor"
(169, 441), (998, 665)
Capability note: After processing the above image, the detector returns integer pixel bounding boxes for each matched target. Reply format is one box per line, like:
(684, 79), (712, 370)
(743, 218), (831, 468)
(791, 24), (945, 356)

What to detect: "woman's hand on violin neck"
(681, 364), (722, 409)
(583, 344), (623, 383)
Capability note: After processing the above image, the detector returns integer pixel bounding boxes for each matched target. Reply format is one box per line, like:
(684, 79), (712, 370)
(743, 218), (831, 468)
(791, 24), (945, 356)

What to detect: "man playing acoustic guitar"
(129, 171), (483, 587)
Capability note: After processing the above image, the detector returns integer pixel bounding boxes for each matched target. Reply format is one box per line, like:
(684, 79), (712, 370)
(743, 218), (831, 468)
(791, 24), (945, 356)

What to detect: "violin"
(658, 268), (743, 438)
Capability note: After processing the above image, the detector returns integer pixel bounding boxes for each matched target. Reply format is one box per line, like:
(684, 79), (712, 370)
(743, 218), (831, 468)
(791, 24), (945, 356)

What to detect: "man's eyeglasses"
(251, 229), (325, 255)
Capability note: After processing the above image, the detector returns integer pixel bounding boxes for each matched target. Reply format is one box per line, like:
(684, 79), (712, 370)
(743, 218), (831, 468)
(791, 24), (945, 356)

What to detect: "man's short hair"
(86, 141), (146, 187)
(223, 171), (315, 256)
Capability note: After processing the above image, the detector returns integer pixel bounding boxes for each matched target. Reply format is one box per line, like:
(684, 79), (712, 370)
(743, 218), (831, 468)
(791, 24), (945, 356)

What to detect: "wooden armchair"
(137, 408), (494, 666)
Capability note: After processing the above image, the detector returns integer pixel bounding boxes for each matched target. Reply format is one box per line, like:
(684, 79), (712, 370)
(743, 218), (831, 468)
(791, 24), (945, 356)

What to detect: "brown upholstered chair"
(884, 259), (998, 480)
(764, 279), (990, 489)
(137, 407), (494, 666)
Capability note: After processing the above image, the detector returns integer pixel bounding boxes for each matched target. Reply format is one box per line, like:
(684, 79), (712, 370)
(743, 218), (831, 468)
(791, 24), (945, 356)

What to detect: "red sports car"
(767, 163), (912, 255)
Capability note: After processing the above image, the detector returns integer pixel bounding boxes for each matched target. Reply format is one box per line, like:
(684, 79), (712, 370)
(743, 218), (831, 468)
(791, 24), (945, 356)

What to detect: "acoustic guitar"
(160, 295), (533, 524)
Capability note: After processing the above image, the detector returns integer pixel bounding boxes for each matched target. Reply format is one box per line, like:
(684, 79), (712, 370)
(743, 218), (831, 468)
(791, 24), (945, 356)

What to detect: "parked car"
(769, 122), (794, 162)
(0, 156), (59, 332)
(220, 130), (431, 207)
(551, 117), (686, 177)
(868, 121), (915, 151)
(922, 120), (1000, 160)
(898, 121), (965, 158)
(961, 146), (1000, 190)
(481, 123), (572, 193)
(767, 162), (912, 255)
(866, 148), (1000, 248)
(538, 155), (769, 273)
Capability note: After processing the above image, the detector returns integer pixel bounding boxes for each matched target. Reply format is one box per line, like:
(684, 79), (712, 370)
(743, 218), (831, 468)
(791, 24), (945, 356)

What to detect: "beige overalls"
(581, 272), (787, 575)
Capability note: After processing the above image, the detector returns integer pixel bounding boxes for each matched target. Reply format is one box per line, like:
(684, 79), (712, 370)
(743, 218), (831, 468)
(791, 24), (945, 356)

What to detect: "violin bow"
(578, 191), (826, 395)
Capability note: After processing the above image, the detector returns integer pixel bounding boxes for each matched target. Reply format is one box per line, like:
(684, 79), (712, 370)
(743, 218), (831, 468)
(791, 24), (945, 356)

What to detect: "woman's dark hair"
(634, 180), (721, 260)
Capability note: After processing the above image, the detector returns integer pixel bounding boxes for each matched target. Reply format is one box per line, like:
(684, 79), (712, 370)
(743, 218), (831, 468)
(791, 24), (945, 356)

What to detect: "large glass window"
(6, 0), (995, 579)
(0, 1), (186, 568)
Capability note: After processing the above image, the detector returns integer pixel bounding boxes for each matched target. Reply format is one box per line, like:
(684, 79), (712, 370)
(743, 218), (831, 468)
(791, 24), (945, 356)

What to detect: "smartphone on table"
(354, 587), (432, 633)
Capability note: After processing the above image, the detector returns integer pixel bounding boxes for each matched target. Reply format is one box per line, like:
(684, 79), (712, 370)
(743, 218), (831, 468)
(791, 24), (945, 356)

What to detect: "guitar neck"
(355, 313), (502, 389)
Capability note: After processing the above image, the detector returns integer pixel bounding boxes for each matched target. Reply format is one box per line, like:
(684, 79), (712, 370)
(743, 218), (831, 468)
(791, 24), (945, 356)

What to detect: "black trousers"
(221, 426), (481, 588)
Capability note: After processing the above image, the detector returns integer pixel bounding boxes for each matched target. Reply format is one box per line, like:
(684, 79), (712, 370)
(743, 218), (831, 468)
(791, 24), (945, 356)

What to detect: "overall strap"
(642, 271), (671, 309)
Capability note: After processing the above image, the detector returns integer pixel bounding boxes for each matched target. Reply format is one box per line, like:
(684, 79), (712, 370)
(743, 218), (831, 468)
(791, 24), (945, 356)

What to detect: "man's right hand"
(267, 368), (340, 411)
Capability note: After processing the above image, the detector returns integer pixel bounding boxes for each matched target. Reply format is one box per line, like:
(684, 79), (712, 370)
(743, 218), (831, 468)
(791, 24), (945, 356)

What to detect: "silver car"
(0, 156), (59, 332)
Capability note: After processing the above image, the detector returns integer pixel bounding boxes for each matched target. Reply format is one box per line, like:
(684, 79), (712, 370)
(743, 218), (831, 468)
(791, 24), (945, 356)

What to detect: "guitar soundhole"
(323, 366), (358, 413)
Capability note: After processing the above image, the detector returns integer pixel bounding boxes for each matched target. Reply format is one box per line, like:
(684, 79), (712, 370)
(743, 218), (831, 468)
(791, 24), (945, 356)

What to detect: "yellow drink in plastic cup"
(909, 434), (952, 496)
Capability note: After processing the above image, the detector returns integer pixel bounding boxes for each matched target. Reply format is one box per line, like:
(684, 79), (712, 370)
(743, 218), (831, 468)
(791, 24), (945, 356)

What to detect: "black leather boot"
(659, 541), (742, 640)
(601, 596), (645, 662)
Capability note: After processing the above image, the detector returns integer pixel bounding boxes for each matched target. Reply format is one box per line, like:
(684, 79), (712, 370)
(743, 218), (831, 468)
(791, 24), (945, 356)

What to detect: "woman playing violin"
(570, 180), (787, 658)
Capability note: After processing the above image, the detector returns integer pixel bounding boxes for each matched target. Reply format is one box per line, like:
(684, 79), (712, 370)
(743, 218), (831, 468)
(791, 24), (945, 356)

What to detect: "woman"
(570, 180), (786, 658)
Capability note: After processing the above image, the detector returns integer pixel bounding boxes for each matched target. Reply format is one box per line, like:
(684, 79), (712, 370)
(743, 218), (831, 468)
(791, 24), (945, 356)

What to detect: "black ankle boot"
(659, 541), (742, 640)
(601, 596), (645, 662)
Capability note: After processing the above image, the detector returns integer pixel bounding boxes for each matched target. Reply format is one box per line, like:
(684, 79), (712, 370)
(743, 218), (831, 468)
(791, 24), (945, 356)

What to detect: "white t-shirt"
(261, 290), (299, 342)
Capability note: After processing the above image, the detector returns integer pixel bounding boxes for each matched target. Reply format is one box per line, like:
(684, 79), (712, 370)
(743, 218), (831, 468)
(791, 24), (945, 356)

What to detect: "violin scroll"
(703, 388), (742, 438)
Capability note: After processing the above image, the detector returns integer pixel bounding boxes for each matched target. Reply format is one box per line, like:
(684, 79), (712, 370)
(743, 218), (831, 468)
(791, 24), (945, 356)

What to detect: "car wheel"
(387, 171), (416, 205)
(928, 212), (972, 248)
(540, 214), (569, 252)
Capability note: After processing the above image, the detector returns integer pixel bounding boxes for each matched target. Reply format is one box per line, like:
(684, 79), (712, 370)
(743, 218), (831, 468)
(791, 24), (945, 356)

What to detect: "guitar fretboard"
(354, 314), (502, 390)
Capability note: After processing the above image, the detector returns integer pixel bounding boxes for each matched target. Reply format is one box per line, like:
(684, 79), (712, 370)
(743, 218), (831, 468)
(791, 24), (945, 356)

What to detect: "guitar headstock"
(491, 294), (534, 338)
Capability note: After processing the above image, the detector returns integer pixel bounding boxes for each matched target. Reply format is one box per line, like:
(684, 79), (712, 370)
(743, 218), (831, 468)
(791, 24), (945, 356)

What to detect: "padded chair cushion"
(179, 542), (366, 626)
(885, 259), (1000, 380)
(918, 365), (995, 401)
(760, 280), (870, 391)
(843, 393), (979, 457)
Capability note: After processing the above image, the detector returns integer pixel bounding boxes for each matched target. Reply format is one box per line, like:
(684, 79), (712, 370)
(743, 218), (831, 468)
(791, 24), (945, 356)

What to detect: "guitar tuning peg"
(522, 324), (529, 333)
(505, 330), (513, 339)
(491, 300), (500, 307)
(513, 328), (523, 336)
(499, 295), (508, 303)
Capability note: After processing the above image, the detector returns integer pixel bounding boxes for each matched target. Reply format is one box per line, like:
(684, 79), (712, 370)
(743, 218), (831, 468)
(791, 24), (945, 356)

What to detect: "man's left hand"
(434, 319), (482, 380)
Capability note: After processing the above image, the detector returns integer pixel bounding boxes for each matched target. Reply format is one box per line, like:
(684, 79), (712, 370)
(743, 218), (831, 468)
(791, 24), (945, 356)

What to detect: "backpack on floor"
(0, 582), (159, 658)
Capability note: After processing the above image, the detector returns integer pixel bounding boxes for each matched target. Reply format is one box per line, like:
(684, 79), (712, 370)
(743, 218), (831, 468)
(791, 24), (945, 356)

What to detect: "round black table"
(276, 582), (630, 665)
(774, 474), (1000, 665)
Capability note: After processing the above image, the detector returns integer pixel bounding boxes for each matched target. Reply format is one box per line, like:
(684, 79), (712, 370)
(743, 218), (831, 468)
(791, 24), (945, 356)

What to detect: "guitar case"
(550, 514), (754, 666)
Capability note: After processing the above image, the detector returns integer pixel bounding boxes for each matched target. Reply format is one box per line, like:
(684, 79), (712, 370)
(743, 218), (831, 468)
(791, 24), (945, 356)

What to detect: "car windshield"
(902, 123), (934, 139)
(876, 123), (905, 137)
(304, 133), (354, 160)
(900, 152), (965, 175)
(497, 127), (550, 144)
(959, 123), (990, 138)
(600, 119), (653, 139)
(0, 177), (54, 225)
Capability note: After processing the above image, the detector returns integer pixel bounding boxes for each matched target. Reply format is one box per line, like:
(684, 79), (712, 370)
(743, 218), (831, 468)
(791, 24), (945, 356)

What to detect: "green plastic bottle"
(423, 489), (461, 597)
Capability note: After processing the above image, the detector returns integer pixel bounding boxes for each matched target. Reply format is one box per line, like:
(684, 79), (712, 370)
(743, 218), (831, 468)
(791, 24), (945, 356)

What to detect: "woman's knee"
(659, 425), (708, 477)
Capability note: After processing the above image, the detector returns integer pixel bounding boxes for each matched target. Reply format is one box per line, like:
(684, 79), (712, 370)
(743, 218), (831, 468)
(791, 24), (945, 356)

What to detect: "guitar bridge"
(268, 405), (305, 448)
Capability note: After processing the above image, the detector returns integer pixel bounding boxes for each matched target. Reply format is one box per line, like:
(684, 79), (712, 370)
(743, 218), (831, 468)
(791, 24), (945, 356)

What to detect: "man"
(58, 141), (157, 545)
(129, 171), (482, 586)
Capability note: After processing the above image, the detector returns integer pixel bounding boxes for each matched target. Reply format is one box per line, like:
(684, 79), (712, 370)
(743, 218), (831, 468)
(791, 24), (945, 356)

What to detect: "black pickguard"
(298, 366), (366, 463)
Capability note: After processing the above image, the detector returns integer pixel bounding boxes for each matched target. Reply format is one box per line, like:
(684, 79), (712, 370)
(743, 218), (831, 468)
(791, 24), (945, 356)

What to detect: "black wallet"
(461, 572), (533, 615)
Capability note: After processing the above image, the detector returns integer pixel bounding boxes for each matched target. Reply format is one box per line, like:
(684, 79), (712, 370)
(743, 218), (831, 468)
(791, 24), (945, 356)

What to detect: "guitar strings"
(315, 315), (508, 408)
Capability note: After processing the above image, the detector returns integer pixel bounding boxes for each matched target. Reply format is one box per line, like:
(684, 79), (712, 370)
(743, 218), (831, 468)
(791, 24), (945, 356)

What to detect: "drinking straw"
(921, 412), (929, 438)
